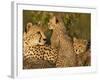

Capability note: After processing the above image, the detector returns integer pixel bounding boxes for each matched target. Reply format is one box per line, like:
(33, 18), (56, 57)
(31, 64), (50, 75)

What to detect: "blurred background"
(23, 10), (91, 43)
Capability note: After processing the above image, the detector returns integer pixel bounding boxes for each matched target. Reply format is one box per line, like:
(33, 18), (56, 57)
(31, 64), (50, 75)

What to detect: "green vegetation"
(23, 10), (91, 41)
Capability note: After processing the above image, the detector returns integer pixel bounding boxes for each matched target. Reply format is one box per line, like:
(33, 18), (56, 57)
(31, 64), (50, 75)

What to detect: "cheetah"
(23, 45), (58, 69)
(48, 16), (76, 67)
(23, 22), (58, 69)
(73, 37), (91, 66)
(73, 37), (88, 55)
(24, 22), (47, 47)
(23, 22), (47, 54)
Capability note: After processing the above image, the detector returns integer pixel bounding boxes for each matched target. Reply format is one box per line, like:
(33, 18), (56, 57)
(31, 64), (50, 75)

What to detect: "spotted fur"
(23, 22), (58, 68)
(73, 37), (88, 55)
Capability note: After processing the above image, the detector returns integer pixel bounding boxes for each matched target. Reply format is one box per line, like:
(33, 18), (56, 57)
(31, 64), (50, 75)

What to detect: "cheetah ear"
(52, 16), (57, 24)
(54, 16), (59, 24)
(26, 22), (33, 32)
(73, 37), (77, 42)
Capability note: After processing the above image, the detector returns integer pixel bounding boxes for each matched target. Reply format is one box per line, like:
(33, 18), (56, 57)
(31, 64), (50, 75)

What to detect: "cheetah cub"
(73, 37), (91, 66)
(73, 37), (88, 55)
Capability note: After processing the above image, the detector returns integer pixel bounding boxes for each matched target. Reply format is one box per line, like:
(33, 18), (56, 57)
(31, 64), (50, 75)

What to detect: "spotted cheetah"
(23, 22), (58, 69)
(24, 22), (47, 47)
(73, 37), (88, 55)
(73, 37), (91, 66)
(23, 22), (47, 54)
(48, 16), (76, 67)
(23, 45), (58, 68)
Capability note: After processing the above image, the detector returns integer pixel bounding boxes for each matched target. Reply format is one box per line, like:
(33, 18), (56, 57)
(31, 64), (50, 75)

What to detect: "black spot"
(87, 41), (91, 49)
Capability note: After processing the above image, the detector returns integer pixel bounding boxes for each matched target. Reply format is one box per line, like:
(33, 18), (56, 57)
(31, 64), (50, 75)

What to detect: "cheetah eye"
(78, 45), (82, 47)
(37, 31), (40, 34)
(43, 38), (47, 41)
(76, 49), (77, 52)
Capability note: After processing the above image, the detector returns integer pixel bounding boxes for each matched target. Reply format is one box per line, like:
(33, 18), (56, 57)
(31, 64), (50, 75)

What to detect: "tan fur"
(23, 22), (58, 69)
(48, 16), (76, 67)
(73, 37), (91, 66)
(24, 22), (46, 46)
(73, 37), (88, 55)
(23, 45), (58, 69)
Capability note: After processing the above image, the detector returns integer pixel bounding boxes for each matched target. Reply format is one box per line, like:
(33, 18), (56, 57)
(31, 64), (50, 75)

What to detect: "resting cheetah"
(23, 45), (58, 67)
(23, 22), (47, 53)
(24, 22), (47, 47)
(23, 22), (58, 69)
(48, 16), (76, 67)
(73, 37), (88, 55)
(73, 37), (91, 66)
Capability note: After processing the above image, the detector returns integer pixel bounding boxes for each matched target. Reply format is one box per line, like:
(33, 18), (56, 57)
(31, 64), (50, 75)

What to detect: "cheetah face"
(27, 31), (46, 46)
(73, 37), (88, 54)
(24, 22), (47, 46)
(48, 16), (58, 30)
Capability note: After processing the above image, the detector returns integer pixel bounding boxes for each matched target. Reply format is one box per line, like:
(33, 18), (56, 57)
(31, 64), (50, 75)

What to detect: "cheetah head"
(73, 37), (88, 55)
(48, 16), (59, 30)
(24, 22), (47, 46)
